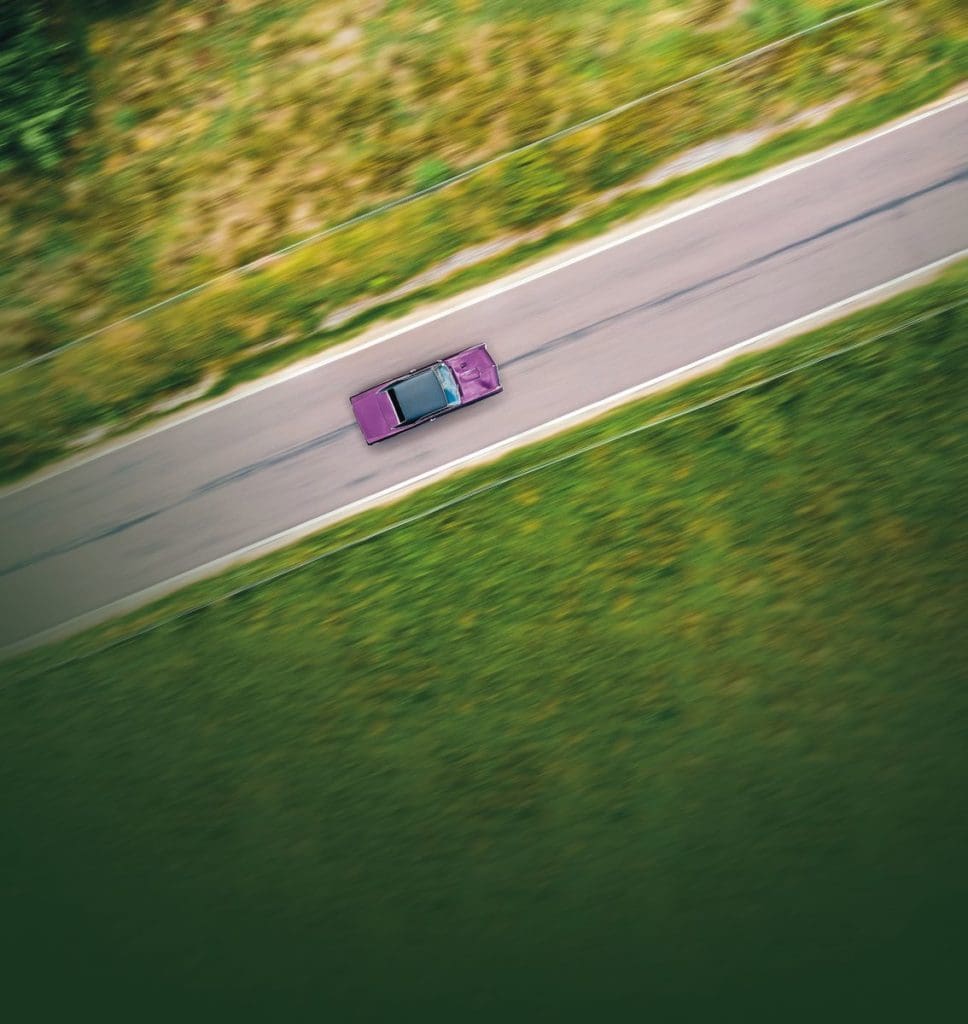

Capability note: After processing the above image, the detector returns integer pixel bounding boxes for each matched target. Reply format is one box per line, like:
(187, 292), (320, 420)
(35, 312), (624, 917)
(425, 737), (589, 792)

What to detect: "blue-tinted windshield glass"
(435, 364), (461, 407)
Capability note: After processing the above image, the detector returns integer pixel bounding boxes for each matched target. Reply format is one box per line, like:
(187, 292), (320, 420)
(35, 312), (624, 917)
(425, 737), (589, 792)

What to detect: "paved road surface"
(2, 98), (967, 651)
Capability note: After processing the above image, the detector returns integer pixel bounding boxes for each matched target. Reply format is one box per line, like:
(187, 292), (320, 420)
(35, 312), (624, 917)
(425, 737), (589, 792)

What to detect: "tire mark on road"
(503, 168), (968, 367)
(0, 425), (356, 576)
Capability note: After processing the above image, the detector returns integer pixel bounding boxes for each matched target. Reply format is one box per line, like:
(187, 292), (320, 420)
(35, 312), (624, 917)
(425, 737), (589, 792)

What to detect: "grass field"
(3, 265), (967, 1016)
(2, 0), (966, 480)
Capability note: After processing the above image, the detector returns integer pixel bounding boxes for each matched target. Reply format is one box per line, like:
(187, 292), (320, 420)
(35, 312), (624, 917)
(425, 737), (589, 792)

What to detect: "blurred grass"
(3, 263), (966, 1016)
(1, 0), (966, 479)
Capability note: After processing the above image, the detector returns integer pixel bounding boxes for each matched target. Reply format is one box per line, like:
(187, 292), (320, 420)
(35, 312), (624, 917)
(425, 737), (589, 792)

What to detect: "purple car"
(351, 344), (502, 444)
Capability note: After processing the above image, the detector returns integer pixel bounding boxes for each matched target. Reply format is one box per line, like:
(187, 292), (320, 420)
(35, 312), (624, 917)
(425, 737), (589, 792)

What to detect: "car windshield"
(435, 363), (461, 407)
(387, 368), (447, 423)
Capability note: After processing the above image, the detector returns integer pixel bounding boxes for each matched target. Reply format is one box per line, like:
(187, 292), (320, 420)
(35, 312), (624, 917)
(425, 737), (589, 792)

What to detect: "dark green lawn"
(3, 267), (967, 1019)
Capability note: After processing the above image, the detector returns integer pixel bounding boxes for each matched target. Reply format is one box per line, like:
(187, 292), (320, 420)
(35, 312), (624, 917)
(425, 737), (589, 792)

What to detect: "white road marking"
(4, 89), (966, 498)
(8, 249), (963, 654)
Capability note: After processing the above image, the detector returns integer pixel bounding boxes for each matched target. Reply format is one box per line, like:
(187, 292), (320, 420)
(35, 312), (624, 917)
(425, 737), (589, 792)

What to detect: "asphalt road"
(2, 97), (967, 651)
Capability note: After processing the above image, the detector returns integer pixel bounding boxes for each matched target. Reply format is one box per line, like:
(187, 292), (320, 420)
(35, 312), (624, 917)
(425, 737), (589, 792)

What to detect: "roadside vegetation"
(2, 0), (966, 479)
(4, 265), (966, 1014)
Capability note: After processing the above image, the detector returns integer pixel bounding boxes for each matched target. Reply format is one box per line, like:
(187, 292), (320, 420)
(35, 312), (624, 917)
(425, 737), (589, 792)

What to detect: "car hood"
(444, 344), (501, 403)
(350, 388), (395, 443)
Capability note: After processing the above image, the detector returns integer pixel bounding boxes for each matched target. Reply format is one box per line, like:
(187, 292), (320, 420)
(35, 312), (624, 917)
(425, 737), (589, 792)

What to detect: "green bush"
(411, 157), (456, 192)
(0, 4), (90, 172)
(498, 148), (572, 228)
(586, 106), (657, 192)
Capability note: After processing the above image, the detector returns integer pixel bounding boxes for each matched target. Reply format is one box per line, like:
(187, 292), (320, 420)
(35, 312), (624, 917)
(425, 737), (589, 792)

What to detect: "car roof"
(387, 367), (446, 423)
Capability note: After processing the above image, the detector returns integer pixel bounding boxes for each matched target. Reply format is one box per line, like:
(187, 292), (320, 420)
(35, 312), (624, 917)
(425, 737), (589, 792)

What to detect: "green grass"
(4, 265), (967, 1017)
(1, 0), (966, 480)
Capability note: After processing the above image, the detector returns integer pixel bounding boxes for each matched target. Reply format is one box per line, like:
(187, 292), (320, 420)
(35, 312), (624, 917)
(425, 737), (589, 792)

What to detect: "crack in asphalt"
(501, 168), (968, 367)
(0, 424), (355, 577)
(193, 425), (355, 494)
